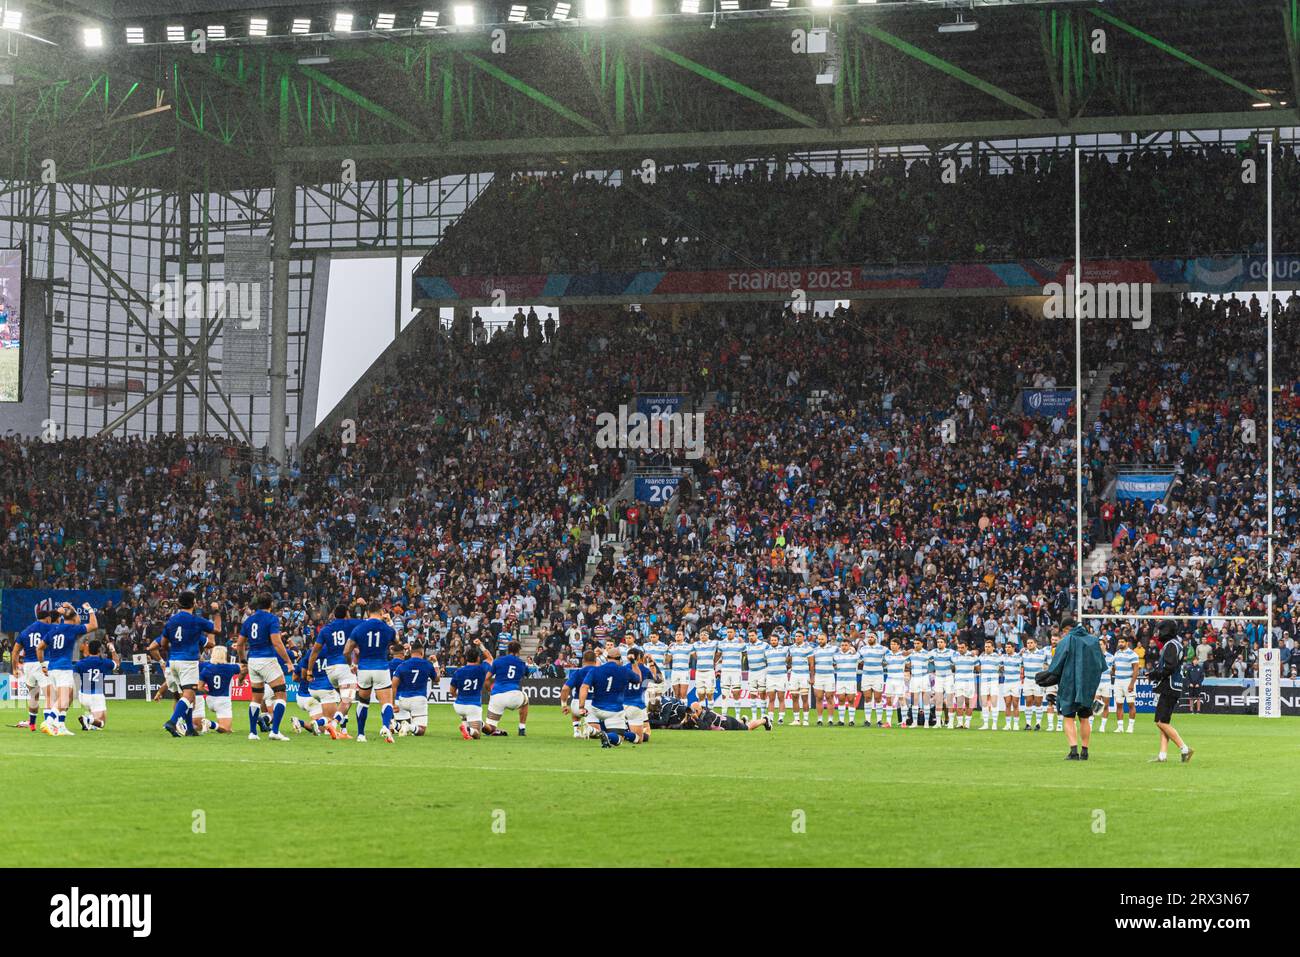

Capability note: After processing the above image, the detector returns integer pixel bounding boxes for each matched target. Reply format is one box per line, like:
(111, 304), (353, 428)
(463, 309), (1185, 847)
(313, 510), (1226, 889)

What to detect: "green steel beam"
(278, 57), (424, 138)
(635, 39), (820, 129)
(460, 53), (604, 135)
(1285, 0), (1300, 109)
(854, 22), (1048, 120)
(1089, 9), (1281, 108)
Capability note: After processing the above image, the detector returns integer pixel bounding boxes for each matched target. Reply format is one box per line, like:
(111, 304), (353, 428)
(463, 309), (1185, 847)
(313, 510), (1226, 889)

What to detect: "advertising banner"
(1, 589), (122, 633)
(1115, 473), (1175, 502)
(1021, 389), (1075, 417)
(1257, 648), (1282, 718)
(635, 475), (681, 505)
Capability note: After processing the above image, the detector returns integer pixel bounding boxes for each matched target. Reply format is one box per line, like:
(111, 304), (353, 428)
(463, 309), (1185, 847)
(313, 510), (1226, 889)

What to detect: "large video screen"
(0, 248), (22, 402)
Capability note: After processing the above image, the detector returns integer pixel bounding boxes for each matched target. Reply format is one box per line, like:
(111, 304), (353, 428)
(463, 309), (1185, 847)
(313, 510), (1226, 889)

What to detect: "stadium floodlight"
(811, 0), (832, 7)
(207, 24), (226, 39)
(167, 24), (185, 41)
(586, 0), (607, 19)
(83, 26), (103, 47)
(509, 4), (527, 21)
(292, 17), (312, 33)
(2, 10), (21, 30)
(552, 2), (570, 18)
(125, 25), (145, 43)
(420, 9), (440, 26)
(249, 17), (268, 36)
(333, 12), (353, 32)
(631, 0), (652, 17)
(937, 12), (977, 33)
(374, 12), (395, 29)
(453, 4), (475, 25)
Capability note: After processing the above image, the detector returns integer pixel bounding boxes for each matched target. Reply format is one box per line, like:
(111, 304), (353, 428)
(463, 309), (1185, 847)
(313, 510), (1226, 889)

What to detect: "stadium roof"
(1, 0), (1297, 188)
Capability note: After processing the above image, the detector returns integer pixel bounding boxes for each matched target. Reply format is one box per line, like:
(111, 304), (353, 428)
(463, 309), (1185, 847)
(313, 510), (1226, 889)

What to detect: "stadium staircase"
(1083, 361), (1124, 432)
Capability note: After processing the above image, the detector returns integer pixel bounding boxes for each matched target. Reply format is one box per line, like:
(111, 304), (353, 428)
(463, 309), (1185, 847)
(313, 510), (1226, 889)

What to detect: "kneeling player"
(73, 639), (120, 731)
(623, 647), (660, 743)
(578, 646), (641, 748)
(452, 646), (491, 739)
(483, 639), (529, 737)
(390, 646), (437, 737)
(198, 646), (242, 733)
(561, 650), (599, 738)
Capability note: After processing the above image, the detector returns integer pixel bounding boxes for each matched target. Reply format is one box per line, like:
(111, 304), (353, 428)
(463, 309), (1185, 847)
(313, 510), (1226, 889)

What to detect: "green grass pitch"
(2, 701), (1293, 867)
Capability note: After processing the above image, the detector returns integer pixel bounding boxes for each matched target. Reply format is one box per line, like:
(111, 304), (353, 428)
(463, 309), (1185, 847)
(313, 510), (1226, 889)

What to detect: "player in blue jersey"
(452, 642), (494, 739)
(43, 603), (97, 736)
(623, 647), (661, 743)
(12, 610), (55, 731)
(343, 600), (399, 744)
(303, 603), (358, 739)
(72, 638), (120, 731)
(155, 591), (223, 738)
(1112, 634), (1141, 733)
(483, 639), (529, 737)
(292, 643), (341, 736)
(390, 645), (438, 737)
(560, 648), (599, 738)
(577, 646), (642, 748)
(236, 593), (292, 741)
(198, 645), (243, 733)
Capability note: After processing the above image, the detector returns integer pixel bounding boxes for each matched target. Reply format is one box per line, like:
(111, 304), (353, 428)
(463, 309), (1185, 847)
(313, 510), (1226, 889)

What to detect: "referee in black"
(1148, 620), (1193, 763)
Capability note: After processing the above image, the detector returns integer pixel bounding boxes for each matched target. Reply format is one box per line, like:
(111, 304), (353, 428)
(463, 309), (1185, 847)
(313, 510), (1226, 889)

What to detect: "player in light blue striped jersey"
(906, 638), (933, 728)
(717, 627), (747, 718)
(833, 637), (861, 725)
(810, 633), (837, 726)
(1112, 635), (1141, 733)
(642, 632), (670, 705)
(882, 637), (907, 728)
(787, 631), (813, 725)
(1094, 642), (1116, 732)
(765, 633), (790, 724)
(858, 633), (887, 727)
(1021, 637), (1049, 731)
(692, 631), (720, 707)
(667, 631), (693, 701)
(744, 632), (768, 721)
(932, 636), (956, 728)
(1000, 642), (1023, 730)
(978, 640), (1002, 730)
(951, 638), (977, 728)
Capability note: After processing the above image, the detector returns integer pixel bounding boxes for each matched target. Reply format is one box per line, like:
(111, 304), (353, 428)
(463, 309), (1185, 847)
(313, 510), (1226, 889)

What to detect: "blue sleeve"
(239, 618), (251, 638)
(73, 659), (88, 674)
(198, 616), (216, 633)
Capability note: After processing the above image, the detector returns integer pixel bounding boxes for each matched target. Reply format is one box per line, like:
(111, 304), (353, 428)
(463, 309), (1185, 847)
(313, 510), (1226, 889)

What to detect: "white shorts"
(835, 679), (857, 695)
(884, 678), (907, 697)
(50, 669), (75, 690)
(788, 674), (810, 692)
(1114, 684), (1136, 704)
(168, 660), (200, 689)
(624, 705), (649, 725)
(1095, 684), (1113, 701)
(861, 676), (884, 693)
(766, 673), (788, 692)
(909, 678), (930, 696)
(935, 677), (954, 696)
(79, 693), (106, 713)
(813, 675), (835, 693)
(747, 673), (767, 693)
(356, 668), (391, 692)
(695, 670), (716, 693)
(589, 705), (627, 730)
(397, 695), (428, 727)
(488, 689), (526, 714)
(1002, 682), (1021, 699)
(981, 683), (1002, 699)
(670, 670), (692, 686)
(327, 663), (358, 692)
(207, 696), (233, 720)
(248, 657), (285, 687)
(453, 702), (483, 724)
(954, 681), (977, 699)
(22, 661), (51, 692)
(1027, 684), (1050, 700)
(298, 692), (322, 716)
(312, 686), (341, 705)
(720, 670), (743, 690)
